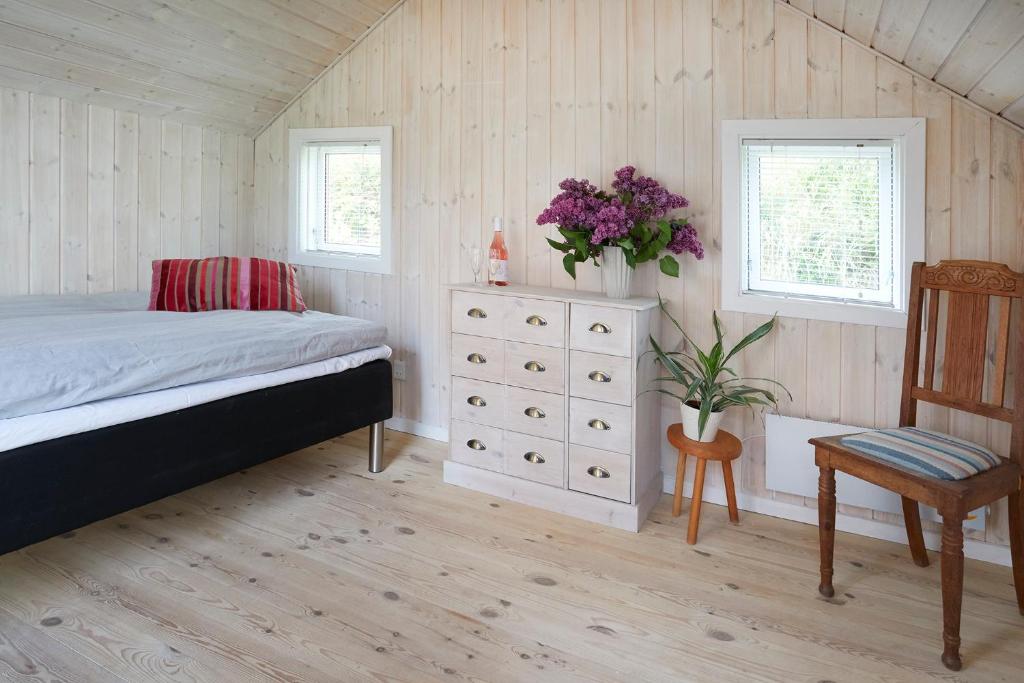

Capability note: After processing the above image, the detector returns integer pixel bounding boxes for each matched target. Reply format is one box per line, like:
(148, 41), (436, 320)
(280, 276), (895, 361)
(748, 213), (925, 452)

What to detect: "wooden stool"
(667, 424), (743, 544)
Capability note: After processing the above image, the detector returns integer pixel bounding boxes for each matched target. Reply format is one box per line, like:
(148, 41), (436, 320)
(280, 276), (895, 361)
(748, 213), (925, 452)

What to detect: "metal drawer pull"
(467, 353), (487, 364)
(524, 406), (546, 419)
(467, 439), (486, 451)
(587, 465), (610, 479)
(588, 370), (611, 383)
(523, 452), (546, 464)
(589, 322), (611, 333)
(588, 418), (610, 430)
(525, 315), (547, 326)
(467, 307), (487, 319)
(524, 360), (546, 372)
(467, 395), (487, 407)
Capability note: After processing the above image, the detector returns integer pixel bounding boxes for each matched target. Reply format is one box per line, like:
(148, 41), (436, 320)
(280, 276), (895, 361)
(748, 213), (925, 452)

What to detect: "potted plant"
(536, 166), (704, 298)
(645, 297), (790, 442)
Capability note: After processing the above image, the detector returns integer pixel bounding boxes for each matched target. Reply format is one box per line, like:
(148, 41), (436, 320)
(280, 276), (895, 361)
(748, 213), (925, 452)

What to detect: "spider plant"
(644, 296), (791, 439)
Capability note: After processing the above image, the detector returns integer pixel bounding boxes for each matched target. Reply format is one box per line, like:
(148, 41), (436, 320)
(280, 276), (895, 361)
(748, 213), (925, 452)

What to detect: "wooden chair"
(810, 260), (1024, 671)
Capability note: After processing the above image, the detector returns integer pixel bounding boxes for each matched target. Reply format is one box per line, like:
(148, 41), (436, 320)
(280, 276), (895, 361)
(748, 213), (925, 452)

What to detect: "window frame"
(721, 118), (925, 328)
(288, 126), (393, 274)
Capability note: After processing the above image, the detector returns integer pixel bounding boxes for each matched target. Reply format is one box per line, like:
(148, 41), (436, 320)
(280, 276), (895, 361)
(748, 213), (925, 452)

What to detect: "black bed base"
(0, 359), (392, 556)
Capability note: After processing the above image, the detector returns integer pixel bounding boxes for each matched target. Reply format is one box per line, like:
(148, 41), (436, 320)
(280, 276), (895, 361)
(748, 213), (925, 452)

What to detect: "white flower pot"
(600, 246), (633, 299)
(680, 401), (724, 442)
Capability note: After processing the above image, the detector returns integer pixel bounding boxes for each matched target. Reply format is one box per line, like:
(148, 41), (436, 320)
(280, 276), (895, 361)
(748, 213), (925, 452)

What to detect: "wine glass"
(469, 246), (483, 284)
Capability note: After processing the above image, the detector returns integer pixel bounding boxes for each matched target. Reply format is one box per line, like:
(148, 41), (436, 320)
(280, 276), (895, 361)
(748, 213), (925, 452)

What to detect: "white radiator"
(765, 414), (985, 531)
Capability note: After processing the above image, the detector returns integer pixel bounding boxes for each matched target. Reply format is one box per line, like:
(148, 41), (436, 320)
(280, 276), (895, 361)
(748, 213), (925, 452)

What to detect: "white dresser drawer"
(451, 377), (505, 428)
(569, 350), (633, 406)
(504, 297), (566, 347)
(568, 444), (631, 503)
(452, 290), (506, 339)
(450, 420), (504, 472)
(569, 397), (633, 454)
(505, 341), (565, 394)
(504, 385), (564, 440)
(504, 431), (565, 487)
(569, 304), (633, 357)
(451, 334), (505, 383)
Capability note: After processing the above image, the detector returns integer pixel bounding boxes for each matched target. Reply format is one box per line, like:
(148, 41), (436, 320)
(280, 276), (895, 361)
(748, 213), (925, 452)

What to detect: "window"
(721, 118), (925, 327)
(289, 127), (393, 274)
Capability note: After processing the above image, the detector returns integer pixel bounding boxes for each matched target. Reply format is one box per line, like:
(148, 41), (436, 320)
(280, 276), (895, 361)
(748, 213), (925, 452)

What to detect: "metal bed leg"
(368, 421), (385, 473)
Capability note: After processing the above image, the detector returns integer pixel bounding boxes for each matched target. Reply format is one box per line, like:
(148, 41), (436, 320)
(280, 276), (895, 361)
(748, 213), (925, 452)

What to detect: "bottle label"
(489, 258), (508, 282)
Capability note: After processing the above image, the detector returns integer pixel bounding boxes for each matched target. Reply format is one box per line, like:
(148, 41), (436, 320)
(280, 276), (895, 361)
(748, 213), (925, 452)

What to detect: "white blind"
(741, 140), (896, 306)
(315, 142), (382, 256)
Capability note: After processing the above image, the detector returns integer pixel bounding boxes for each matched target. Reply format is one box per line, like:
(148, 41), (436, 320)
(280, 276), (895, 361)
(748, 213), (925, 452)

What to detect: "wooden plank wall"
(0, 88), (254, 296)
(253, 0), (1022, 549)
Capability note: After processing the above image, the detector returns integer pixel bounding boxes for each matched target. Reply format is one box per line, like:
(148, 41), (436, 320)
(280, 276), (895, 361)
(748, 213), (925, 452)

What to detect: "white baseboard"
(662, 474), (1012, 567)
(385, 417), (448, 442)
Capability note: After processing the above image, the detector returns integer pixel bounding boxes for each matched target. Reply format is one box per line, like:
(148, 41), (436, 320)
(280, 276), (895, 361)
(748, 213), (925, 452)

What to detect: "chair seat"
(839, 427), (1002, 481)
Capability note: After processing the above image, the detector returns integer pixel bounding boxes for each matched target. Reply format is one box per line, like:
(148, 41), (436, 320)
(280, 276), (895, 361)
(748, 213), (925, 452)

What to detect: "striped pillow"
(148, 257), (307, 312)
(840, 427), (1001, 481)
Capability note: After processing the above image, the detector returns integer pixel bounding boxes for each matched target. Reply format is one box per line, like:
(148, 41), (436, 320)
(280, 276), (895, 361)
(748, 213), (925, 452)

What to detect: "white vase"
(600, 246), (633, 299)
(680, 401), (724, 442)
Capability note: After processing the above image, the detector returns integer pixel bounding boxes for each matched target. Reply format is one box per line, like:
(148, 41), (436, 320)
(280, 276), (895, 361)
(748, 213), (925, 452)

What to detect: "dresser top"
(447, 283), (661, 311)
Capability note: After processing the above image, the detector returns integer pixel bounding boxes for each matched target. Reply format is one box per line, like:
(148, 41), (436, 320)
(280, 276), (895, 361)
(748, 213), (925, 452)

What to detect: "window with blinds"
(289, 126), (393, 274)
(318, 142), (382, 256)
(721, 118), (924, 328)
(741, 140), (897, 307)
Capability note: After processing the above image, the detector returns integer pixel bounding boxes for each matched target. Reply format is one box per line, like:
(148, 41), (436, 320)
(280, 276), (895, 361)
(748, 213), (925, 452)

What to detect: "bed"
(0, 293), (393, 556)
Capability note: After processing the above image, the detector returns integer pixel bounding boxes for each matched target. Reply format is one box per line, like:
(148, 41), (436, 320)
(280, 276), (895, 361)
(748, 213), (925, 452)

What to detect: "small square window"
(289, 127), (393, 274)
(722, 118), (925, 327)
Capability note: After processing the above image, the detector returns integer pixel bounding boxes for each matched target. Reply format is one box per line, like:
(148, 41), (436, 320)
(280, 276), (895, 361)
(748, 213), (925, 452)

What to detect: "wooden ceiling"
(0, 0), (402, 135)
(786, 0), (1024, 128)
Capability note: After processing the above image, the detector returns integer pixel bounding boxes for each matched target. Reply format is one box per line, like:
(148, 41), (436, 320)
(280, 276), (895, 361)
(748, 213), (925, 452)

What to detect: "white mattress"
(0, 292), (388, 419)
(0, 345), (391, 453)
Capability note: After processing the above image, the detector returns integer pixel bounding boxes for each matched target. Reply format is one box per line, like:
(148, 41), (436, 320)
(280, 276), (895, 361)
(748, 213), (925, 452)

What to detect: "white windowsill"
(722, 288), (908, 327)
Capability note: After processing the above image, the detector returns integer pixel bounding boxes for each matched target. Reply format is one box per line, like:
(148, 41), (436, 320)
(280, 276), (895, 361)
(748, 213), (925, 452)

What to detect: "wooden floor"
(1, 430), (1020, 682)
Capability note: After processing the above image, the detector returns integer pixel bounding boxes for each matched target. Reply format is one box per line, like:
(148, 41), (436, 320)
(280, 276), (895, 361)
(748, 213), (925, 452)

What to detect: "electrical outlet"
(393, 359), (406, 381)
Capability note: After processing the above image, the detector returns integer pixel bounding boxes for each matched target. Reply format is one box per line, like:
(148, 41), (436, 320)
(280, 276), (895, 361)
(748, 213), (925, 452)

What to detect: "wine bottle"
(488, 216), (509, 286)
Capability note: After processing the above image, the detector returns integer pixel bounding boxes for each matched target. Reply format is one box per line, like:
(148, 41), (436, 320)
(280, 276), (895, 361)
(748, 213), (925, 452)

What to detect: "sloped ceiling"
(0, 0), (402, 135)
(786, 0), (1024, 128)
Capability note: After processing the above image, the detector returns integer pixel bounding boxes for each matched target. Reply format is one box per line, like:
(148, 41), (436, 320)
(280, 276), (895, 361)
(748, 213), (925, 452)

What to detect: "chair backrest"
(901, 260), (1024, 462)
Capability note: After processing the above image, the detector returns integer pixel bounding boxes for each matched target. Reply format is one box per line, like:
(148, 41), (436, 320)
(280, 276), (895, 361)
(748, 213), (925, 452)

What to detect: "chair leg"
(672, 452), (687, 517)
(901, 496), (930, 567)
(817, 466), (837, 598)
(686, 459), (707, 545)
(939, 516), (965, 671)
(1009, 490), (1024, 616)
(722, 460), (739, 523)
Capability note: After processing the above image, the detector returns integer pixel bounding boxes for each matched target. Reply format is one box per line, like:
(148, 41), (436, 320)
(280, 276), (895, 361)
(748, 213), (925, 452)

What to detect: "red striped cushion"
(148, 257), (307, 312)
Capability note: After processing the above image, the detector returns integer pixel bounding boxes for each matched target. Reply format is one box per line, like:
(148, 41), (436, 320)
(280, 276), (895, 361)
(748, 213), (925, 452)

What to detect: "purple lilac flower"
(591, 198), (632, 244)
(667, 221), (704, 260)
(536, 177), (608, 231)
(612, 165), (689, 225)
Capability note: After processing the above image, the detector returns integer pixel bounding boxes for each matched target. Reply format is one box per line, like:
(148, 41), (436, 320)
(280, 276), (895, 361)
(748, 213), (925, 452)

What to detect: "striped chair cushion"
(839, 427), (1001, 481)
(148, 257), (307, 313)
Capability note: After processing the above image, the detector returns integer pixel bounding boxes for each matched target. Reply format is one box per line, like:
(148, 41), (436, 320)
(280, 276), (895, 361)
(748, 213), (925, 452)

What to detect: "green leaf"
(624, 249), (637, 268)
(723, 316), (777, 364)
(562, 253), (577, 279)
(546, 238), (572, 253)
(658, 254), (679, 277)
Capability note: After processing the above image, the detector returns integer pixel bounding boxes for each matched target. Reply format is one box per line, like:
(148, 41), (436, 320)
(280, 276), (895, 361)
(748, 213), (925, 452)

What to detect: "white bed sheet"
(0, 345), (391, 453)
(0, 292), (388, 419)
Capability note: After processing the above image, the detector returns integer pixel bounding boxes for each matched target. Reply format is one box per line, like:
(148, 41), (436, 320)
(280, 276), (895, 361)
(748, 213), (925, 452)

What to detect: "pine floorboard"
(0, 429), (1020, 682)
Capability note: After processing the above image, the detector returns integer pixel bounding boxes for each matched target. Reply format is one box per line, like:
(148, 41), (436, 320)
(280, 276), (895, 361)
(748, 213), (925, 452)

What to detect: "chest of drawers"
(443, 284), (663, 532)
